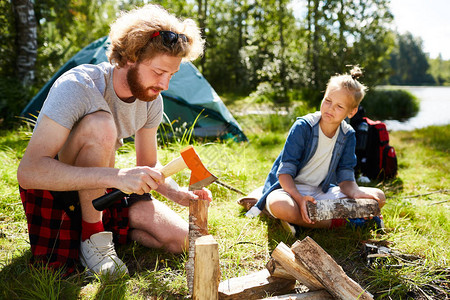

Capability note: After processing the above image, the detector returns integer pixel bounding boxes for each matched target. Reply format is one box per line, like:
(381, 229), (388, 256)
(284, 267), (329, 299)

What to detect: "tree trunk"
(337, 0), (346, 63)
(12, 0), (37, 85)
(197, 0), (207, 73)
(235, 2), (245, 88)
(277, 0), (287, 102)
(311, 0), (320, 90)
(306, 0), (311, 63)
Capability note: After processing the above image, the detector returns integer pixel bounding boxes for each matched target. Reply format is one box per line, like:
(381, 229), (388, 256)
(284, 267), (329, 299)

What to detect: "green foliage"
(300, 87), (323, 108)
(34, 0), (118, 88)
(363, 89), (420, 120)
(428, 55), (450, 86)
(413, 124), (450, 153)
(304, 0), (394, 91)
(0, 1), (16, 77)
(0, 77), (35, 127)
(157, 111), (203, 147)
(388, 32), (436, 85)
(0, 0), (119, 127)
(13, 264), (65, 300)
(248, 83), (308, 105)
(367, 261), (449, 299)
(368, 125), (450, 299)
(232, 100), (314, 139)
(0, 1), (34, 127)
(3, 0), (443, 123)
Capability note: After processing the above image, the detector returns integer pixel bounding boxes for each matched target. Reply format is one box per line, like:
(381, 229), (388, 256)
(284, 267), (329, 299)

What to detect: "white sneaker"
(80, 231), (128, 277)
(280, 220), (296, 236)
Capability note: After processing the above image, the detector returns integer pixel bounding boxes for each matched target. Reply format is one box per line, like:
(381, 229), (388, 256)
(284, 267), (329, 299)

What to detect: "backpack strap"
(363, 117), (389, 144)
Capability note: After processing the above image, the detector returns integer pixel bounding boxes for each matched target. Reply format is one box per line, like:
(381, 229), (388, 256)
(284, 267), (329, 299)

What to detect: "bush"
(362, 89), (419, 120)
(300, 87), (323, 108)
(0, 77), (34, 128)
(248, 83), (323, 108)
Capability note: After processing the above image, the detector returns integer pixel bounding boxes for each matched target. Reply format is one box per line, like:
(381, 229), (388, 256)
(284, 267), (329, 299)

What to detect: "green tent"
(21, 37), (247, 142)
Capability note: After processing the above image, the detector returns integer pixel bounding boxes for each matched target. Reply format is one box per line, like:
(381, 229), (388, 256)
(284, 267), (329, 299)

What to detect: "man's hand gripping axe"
(92, 145), (217, 211)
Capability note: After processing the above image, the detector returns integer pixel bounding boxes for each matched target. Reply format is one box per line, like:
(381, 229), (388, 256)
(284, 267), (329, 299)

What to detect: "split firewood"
(271, 242), (324, 291)
(218, 269), (296, 300)
(263, 290), (334, 299)
(266, 258), (295, 280)
(187, 199), (210, 296)
(291, 237), (374, 300)
(306, 198), (380, 222)
(193, 235), (220, 300)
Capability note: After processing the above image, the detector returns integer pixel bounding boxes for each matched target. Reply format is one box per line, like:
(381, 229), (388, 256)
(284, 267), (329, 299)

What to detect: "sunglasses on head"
(151, 30), (189, 47)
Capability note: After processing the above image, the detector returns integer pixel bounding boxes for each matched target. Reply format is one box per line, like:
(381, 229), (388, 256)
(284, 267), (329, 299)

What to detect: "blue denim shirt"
(251, 111), (357, 215)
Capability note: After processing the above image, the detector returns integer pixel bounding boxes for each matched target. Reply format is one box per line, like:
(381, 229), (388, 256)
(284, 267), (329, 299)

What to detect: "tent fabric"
(21, 36), (247, 142)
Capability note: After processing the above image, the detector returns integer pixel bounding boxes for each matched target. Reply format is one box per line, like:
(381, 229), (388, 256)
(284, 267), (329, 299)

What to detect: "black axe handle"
(92, 155), (188, 211)
(92, 189), (128, 211)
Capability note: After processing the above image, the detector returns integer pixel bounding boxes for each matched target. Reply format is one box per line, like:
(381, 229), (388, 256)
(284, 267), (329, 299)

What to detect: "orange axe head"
(180, 145), (217, 191)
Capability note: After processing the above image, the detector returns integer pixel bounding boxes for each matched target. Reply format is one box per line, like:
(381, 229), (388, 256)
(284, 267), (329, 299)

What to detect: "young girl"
(247, 66), (385, 232)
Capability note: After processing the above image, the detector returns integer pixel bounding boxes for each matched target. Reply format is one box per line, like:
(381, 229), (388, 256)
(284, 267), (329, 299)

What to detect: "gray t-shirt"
(37, 62), (163, 149)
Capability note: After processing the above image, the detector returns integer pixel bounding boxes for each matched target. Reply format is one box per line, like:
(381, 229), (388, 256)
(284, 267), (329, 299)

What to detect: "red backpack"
(354, 117), (398, 180)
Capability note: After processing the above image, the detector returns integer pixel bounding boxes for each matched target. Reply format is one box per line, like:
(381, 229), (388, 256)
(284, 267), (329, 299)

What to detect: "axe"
(92, 145), (218, 211)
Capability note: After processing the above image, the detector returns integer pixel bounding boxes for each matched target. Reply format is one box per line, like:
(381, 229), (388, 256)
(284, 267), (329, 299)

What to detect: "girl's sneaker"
(280, 220), (302, 237)
(347, 215), (385, 230)
(280, 220), (296, 236)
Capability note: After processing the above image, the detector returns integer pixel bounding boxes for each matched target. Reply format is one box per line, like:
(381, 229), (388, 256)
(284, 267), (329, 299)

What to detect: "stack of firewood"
(187, 198), (377, 300)
(218, 237), (373, 299)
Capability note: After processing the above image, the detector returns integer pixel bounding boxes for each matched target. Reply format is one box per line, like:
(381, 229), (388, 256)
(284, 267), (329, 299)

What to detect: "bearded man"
(17, 4), (210, 277)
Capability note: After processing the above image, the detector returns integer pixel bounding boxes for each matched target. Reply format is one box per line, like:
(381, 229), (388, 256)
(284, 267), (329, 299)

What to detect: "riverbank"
(225, 86), (450, 133)
(377, 86), (450, 131)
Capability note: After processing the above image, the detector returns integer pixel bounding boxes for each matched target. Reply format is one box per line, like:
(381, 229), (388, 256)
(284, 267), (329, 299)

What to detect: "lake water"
(379, 86), (450, 131)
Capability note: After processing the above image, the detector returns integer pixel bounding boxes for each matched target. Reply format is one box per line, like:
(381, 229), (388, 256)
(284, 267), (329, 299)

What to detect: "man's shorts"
(19, 187), (137, 276)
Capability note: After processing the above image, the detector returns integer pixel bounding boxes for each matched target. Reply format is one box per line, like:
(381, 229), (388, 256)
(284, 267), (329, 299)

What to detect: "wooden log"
(291, 237), (373, 300)
(218, 269), (295, 300)
(263, 290), (334, 299)
(271, 242), (324, 291)
(187, 199), (210, 296)
(265, 258), (295, 280)
(193, 235), (220, 300)
(306, 198), (380, 222)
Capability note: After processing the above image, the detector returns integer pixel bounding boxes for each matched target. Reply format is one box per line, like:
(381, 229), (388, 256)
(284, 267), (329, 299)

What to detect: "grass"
(0, 111), (449, 299)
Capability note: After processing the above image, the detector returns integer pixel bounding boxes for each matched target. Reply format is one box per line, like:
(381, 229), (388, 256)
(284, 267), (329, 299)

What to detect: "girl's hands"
(352, 189), (381, 203)
(294, 194), (316, 224)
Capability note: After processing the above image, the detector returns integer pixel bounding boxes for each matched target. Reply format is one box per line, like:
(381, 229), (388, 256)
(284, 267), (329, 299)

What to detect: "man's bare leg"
(58, 111), (127, 275)
(128, 199), (188, 254)
(58, 111), (117, 222)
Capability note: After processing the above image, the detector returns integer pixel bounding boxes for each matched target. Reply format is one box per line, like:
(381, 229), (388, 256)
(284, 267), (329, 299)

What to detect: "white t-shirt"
(36, 62), (163, 149)
(294, 125), (338, 187)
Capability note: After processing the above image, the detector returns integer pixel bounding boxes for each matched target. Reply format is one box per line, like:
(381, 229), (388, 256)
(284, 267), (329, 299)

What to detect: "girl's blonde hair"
(326, 66), (368, 108)
(107, 4), (205, 67)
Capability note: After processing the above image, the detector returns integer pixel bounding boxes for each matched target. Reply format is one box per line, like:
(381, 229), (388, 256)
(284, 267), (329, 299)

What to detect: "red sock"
(81, 220), (104, 241)
(329, 218), (346, 229)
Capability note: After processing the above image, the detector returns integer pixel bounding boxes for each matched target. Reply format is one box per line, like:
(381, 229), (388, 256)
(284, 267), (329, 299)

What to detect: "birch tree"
(12, 0), (37, 85)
